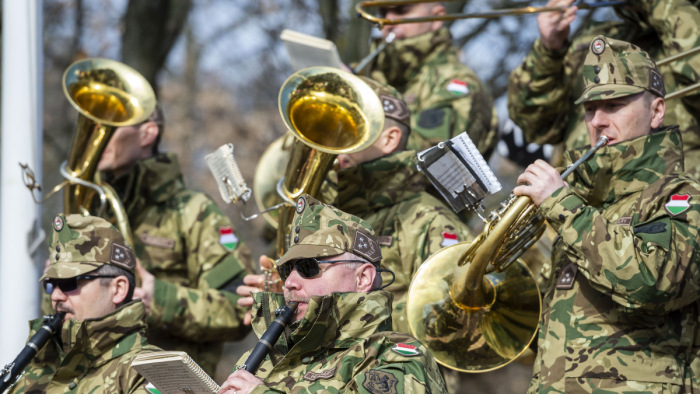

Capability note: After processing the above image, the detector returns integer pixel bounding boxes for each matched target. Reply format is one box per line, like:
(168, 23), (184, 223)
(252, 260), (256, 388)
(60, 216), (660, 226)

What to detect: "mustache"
(54, 302), (74, 315)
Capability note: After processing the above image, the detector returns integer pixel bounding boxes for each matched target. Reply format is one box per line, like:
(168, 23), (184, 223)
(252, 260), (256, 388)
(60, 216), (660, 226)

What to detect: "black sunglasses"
(277, 258), (367, 282)
(43, 275), (117, 295)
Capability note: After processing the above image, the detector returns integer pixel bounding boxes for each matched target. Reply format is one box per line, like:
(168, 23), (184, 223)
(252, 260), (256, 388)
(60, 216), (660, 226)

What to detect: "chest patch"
(363, 369), (398, 394)
(139, 233), (175, 249)
(556, 262), (578, 290)
(615, 216), (632, 225)
(377, 235), (393, 246)
(303, 366), (336, 382)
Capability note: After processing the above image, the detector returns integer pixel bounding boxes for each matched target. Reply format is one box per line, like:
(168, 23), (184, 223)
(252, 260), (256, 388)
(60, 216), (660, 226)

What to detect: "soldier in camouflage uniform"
(8, 214), (160, 393)
(96, 105), (254, 375)
(508, 0), (700, 178)
(514, 36), (700, 392)
(220, 194), (447, 394)
(366, 2), (498, 156)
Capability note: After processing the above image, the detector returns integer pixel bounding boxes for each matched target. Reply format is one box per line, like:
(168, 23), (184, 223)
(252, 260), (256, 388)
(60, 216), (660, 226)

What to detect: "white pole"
(0, 0), (43, 365)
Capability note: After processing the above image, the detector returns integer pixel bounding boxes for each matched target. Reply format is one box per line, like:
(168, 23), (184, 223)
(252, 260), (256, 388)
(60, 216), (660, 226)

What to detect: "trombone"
(356, 0), (625, 28)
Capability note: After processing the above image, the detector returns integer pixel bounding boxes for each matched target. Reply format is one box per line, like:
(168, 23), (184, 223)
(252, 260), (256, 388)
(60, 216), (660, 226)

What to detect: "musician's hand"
(513, 159), (567, 206)
(133, 258), (155, 314)
(236, 256), (277, 325)
(538, 0), (578, 51)
(218, 369), (263, 394)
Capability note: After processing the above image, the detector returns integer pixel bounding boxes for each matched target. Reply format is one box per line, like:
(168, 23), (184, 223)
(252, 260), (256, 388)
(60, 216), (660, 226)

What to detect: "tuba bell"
(23, 58), (156, 247)
(406, 136), (609, 372)
(262, 67), (385, 256)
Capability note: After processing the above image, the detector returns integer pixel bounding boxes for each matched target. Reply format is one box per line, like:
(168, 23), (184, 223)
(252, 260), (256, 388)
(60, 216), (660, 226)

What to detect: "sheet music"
(448, 133), (501, 194)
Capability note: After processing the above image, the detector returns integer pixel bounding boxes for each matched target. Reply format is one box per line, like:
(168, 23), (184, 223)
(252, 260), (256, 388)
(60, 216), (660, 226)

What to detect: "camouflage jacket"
(7, 301), (160, 394)
(109, 153), (253, 375)
(335, 150), (474, 334)
(508, 0), (700, 176)
(237, 291), (447, 393)
(369, 27), (498, 156)
(530, 127), (700, 393)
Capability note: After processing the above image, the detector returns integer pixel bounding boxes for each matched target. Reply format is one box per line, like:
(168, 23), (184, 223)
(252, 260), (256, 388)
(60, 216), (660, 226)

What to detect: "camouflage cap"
(359, 76), (411, 128)
(277, 194), (382, 267)
(575, 35), (665, 104)
(41, 214), (136, 280)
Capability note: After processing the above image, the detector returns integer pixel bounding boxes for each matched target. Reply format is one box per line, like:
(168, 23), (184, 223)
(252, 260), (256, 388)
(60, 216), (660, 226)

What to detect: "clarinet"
(0, 313), (65, 392)
(238, 303), (298, 374)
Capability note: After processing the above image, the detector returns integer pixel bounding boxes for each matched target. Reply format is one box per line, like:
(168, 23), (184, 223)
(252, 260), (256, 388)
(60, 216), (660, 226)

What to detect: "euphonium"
(28, 58), (156, 247)
(406, 136), (609, 373)
(261, 67), (384, 257)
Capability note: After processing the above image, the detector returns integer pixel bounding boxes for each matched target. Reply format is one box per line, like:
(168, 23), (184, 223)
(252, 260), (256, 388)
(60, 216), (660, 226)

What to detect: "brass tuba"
(406, 136), (609, 372)
(53, 58), (155, 246)
(262, 67), (384, 256)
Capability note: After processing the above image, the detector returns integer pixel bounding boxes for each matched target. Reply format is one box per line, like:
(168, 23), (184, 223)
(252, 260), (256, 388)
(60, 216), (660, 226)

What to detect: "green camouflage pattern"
(530, 127), (700, 393)
(508, 0), (700, 177)
(7, 301), (160, 394)
(279, 194), (382, 266)
(42, 214), (136, 280)
(109, 153), (254, 375)
(237, 291), (447, 393)
(335, 150), (475, 334)
(369, 27), (498, 157)
(575, 35), (665, 104)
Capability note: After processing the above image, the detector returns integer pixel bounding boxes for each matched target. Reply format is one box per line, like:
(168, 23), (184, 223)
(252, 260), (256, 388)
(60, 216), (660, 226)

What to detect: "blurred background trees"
(31, 0), (617, 388)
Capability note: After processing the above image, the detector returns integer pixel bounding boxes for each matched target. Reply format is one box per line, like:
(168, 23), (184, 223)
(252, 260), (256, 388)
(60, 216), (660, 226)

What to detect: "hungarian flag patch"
(391, 343), (421, 356)
(665, 194), (691, 215)
(446, 79), (469, 96)
(441, 231), (459, 247)
(219, 226), (239, 251)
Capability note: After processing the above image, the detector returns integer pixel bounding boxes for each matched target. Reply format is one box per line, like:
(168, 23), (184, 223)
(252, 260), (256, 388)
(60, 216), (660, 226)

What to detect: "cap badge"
(591, 38), (605, 55)
(296, 196), (306, 214)
(53, 216), (64, 232)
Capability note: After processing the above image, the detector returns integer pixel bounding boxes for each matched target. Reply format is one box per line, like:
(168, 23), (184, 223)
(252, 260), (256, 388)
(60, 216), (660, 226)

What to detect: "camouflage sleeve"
(148, 194), (253, 341)
(644, 0), (700, 110)
(411, 69), (498, 157)
(419, 207), (474, 261)
(539, 182), (700, 310)
(507, 38), (574, 145)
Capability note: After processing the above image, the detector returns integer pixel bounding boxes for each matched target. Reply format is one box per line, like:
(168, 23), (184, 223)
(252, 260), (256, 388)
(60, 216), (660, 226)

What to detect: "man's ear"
(378, 126), (402, 155)
(111, 276), (130, 305)
(355, 263), (377, 293)
(429, 3), (445, 31)
(139, 121), (160, 150)
(650, 97), (666, 129)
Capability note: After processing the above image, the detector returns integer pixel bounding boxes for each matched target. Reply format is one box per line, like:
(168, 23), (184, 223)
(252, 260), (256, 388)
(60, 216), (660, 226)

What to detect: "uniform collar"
(251, 291), (393, 364)
(371, 27), (454, 88)
(562, 126), (683, 206)
(336, 150), (429, 216)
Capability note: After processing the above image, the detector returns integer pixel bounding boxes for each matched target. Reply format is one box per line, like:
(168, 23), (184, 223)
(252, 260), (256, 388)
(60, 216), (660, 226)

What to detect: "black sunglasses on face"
(277, 258), (367, 282)
(43, 275), (117, 295)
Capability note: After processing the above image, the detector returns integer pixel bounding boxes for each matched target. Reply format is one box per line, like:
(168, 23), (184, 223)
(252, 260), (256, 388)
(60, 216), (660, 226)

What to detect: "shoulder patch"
(446, 79), (469, 96)
(665, 194), (691, 216)
(391, 343), (421, 357)
(363, 369), (398, 394)
(218, 226), (239, 251)
(440, 231), (459, 247)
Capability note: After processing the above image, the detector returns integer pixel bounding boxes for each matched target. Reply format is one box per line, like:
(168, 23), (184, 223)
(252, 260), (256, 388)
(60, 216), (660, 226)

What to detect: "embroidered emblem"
(615, 217), (632, 225)
(303, 366), (337, 382)
(139, 233), (175, 249)
(665, 194), (691, 215)
(296, 196), (306, 214)
(53, 216), (64, 231)
(218, 226), (239, 251)
(556, 262), (578, 290)
(446, 79), (469, 96)
(363, 370), (398, 394)
(591, 38), (605, 55)
(110, 242), (135, 270)
(440, 231), (459, 247)
(391, 343), (421, 356)
(377, 235), (393, 247)
(353, 230), (382, 262)
(649, 69), (665, 96)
